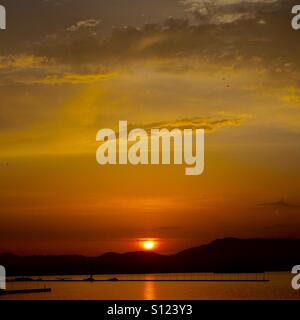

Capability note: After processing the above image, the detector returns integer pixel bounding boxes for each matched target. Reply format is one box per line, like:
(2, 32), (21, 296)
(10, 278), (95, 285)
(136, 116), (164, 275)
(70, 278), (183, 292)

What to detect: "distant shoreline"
(1, 238), (299, 276)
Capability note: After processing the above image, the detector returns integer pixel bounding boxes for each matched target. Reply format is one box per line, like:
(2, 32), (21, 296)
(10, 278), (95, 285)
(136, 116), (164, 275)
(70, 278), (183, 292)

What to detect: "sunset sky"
(0, 0), (300, 255)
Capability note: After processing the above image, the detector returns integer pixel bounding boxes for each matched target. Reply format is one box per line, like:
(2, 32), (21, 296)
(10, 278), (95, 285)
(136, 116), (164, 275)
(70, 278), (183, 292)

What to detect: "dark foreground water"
(1, 272), (300, 300)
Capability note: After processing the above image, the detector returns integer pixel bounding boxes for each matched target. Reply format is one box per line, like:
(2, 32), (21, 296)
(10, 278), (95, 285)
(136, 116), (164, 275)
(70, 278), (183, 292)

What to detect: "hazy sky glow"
(0, 0), (300, 255)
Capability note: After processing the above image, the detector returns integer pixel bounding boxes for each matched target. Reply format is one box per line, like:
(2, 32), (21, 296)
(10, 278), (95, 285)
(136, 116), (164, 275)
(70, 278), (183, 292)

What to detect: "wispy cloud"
(66, 19), (100, 32)
(126, 116), (248, 133)
(259, 199), (300, 209)
(181, 0), (278, 24)
(0, 55), (47, 70)
(0, 54), (117, 85)
(34, 71), (118, 85)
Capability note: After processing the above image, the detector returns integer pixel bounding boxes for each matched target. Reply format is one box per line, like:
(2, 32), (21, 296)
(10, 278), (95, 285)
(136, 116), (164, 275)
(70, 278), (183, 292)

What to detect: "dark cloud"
(0, 0), (181, 54)
(27, 0), (299, 79)
(259, 199), (300, 209)
(0, 0), (299, 76)
(126, 116), (246, 133)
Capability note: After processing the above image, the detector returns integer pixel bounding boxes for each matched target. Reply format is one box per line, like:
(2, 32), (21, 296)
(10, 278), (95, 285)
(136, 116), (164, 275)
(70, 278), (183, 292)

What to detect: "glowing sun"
(142, 240), (156, 251)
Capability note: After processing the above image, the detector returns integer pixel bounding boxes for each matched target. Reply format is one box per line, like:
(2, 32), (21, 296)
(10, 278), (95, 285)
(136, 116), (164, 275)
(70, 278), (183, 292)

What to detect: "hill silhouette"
(1, 238), (299, 276)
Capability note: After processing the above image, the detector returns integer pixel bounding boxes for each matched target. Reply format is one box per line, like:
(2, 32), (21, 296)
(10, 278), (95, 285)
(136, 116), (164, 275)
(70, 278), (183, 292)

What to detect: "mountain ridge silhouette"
(1, 238), (299, 276)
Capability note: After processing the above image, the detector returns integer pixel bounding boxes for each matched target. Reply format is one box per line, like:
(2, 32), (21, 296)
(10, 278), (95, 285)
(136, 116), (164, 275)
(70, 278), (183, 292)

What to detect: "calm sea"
(1, 272), (300, 300)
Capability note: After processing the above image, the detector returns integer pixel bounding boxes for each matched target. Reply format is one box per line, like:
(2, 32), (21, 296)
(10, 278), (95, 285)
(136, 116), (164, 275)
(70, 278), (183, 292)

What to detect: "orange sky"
(0, 0), (300, 255)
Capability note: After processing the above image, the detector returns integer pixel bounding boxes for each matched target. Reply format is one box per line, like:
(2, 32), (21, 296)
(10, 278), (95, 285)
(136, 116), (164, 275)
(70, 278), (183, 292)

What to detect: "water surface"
(1, 272), (299, 300)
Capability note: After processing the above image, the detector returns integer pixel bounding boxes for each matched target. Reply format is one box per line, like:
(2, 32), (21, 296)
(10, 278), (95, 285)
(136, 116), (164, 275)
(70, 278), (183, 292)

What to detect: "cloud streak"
(130, 116), (247, 133)
(259, 199), (300, 209)
(66, 18), (100, 32)
(112, 116), (249, 139)
(181, 0), (278, 24)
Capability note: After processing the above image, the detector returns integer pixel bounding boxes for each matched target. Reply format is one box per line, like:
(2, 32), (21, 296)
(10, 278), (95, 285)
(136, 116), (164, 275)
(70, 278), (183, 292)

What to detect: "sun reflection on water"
(144, 275), (156, 300)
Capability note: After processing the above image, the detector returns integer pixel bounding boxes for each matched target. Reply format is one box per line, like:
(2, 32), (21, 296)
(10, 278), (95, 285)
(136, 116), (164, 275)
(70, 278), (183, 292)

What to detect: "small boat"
(83, 274), (95, 282)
